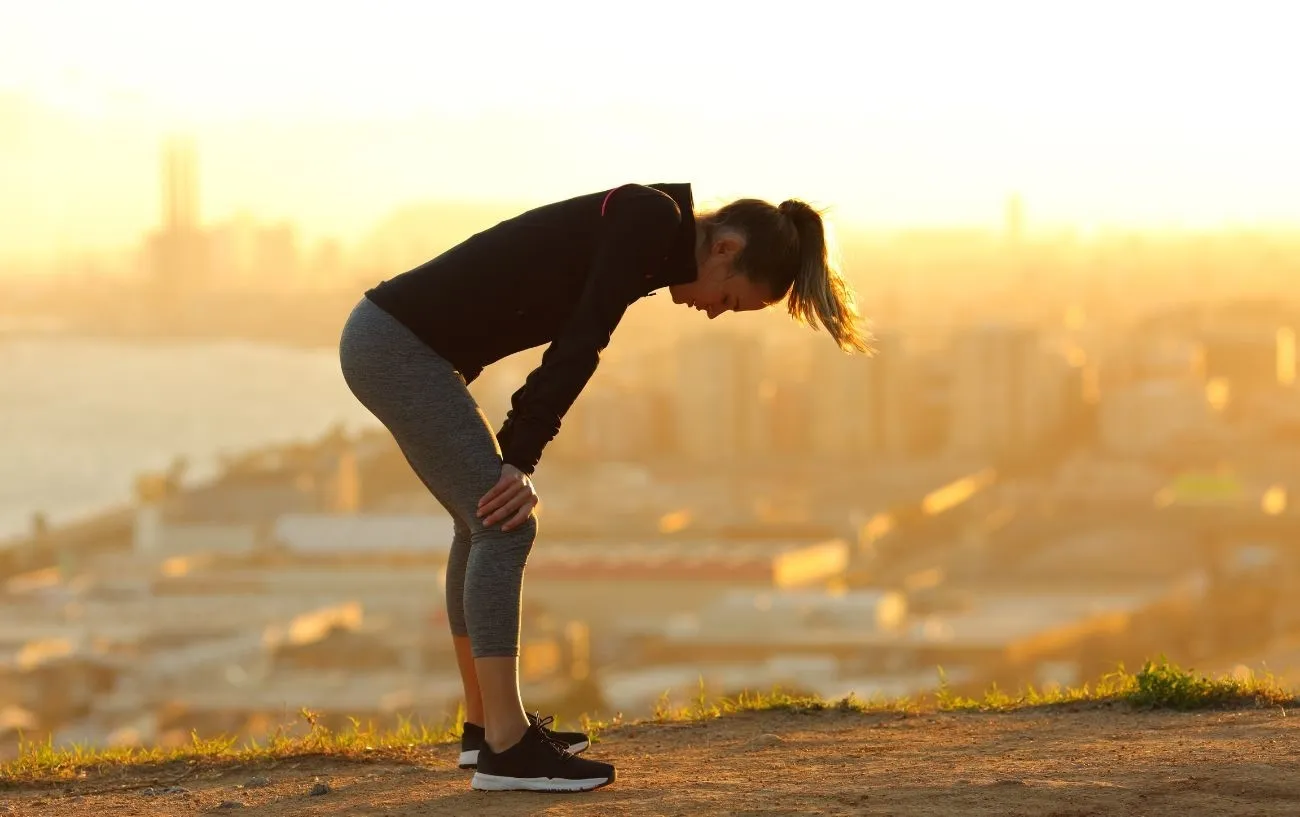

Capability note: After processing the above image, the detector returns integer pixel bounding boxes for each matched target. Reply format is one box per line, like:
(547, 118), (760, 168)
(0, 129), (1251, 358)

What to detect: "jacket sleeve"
(496, 186), (682, 474)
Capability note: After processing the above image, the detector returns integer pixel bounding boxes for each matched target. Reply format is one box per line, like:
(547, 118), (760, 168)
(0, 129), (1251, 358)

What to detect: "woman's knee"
(451, 514), (473, 543)
(470, 514), (538, 549)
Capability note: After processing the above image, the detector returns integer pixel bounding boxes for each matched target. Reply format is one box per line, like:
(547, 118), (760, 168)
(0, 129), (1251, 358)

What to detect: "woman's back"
(365, 183), (698, 382)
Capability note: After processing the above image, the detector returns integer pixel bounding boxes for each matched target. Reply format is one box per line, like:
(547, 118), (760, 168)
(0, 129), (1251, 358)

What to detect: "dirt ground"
(3, 705), (1298, 816)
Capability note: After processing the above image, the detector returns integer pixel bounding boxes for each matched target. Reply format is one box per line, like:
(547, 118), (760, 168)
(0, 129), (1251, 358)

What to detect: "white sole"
(460, 741), (588, 769)
(471, 772), (613, 792)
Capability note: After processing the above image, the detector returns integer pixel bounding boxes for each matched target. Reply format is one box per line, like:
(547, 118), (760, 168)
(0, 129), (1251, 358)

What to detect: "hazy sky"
(2, 0), (1298, 261)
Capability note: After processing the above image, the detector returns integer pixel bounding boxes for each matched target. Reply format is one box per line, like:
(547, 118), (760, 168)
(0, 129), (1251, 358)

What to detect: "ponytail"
(778, 200), (874, 354)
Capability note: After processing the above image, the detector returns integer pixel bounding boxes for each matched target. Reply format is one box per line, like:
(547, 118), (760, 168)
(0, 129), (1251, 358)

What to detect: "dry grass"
(2, 657), (1294, 788)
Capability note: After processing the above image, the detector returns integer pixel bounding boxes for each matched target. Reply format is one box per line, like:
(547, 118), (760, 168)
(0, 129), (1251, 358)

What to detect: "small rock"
(242, 776), (271, 789)
(219, 800), (246, 809)
(163, 786), (189, 795)
(141, 788), (158, 796)
(309, 782), (331, 796)
(744, 733), (785, 749)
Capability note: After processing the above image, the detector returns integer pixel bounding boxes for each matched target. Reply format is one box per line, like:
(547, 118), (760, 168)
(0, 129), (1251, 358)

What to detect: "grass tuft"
(0, 706), (462, 790)
(930, 657), (1294, 713)
(2, 657), (1293, 787)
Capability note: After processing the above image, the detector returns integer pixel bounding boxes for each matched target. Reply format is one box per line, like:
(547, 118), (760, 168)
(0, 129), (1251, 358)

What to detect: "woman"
(339, 182), (870, 793)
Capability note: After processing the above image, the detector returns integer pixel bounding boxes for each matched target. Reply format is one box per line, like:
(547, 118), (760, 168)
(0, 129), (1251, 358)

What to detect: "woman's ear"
(716, 234), (743, 257)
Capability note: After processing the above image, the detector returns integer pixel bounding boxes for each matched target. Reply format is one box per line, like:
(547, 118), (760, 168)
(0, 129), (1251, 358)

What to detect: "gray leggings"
(338, 297), (534, 658)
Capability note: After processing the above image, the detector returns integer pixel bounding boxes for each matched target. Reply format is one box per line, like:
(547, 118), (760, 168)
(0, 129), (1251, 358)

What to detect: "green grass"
(930, 657), (1295, 712)
(3, 658), (1294, 788)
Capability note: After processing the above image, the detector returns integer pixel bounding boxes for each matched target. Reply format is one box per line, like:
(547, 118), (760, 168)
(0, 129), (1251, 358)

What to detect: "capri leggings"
(338, 296), (534, 658)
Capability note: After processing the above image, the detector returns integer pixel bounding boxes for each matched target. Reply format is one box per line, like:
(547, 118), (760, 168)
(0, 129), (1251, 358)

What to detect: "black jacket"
(364, 182), (699, 474)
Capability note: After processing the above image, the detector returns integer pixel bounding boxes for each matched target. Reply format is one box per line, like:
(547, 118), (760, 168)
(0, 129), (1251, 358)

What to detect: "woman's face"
(669, 233), (775, 320)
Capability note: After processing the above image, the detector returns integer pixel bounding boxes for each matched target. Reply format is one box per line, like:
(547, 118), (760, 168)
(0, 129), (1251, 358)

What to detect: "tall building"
(253, 223), (301, 291)
(1098, 379), (1217, 459)
(162, 135), (200, 233)
(947, 323), (1064, 457)
(674, 331), (766, 462)
(805, 333), (909, 460)
(548, 384), (658, 463)
(1201, 326), (1296, 392)
(146, 135), (209, 298)
(206, 213), (259, 291)
(767, 377), (812, 457)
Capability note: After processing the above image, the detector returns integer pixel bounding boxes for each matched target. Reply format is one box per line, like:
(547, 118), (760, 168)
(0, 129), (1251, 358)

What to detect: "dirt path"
(3, 706), (1298, 816)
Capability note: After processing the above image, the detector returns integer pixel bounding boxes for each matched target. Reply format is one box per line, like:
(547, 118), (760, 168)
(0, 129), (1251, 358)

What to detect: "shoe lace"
(530, 713), (573, 759)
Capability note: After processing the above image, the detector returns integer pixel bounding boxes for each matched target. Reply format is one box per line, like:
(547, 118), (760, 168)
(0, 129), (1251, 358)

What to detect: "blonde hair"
(700, 197), (873, 353)
(778, 200), (874, 354)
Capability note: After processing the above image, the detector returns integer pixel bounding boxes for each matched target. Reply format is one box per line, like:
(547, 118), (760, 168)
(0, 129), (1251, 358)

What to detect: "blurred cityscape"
(4, 136), (1300, 758)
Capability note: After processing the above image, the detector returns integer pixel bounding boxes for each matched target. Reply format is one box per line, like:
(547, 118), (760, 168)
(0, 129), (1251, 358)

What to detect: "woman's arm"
(495, 185), (682, 475)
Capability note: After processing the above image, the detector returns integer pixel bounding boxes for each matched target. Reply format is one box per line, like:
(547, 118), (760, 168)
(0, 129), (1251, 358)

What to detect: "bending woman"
(338, 182), (870, 793)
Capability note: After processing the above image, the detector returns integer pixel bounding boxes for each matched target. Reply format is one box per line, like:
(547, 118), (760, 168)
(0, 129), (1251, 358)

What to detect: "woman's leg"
(391, 450), (484, 726)
(339, 298), (532, 750)
(444, 516), (486, 726)
(452, 634), (484, 725)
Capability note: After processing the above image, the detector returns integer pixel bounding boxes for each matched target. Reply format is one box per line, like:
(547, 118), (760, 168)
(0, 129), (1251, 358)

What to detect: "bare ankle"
(486, 721), (529, 753)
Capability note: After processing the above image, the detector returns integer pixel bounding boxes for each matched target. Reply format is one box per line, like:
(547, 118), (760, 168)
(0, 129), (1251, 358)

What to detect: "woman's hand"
(477, 464), (539, 532)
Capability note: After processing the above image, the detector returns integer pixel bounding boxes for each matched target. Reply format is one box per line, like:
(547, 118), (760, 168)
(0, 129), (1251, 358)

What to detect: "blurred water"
(0, 336), (381, 540)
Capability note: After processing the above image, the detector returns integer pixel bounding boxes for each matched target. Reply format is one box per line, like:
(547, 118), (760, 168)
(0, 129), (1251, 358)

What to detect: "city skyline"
(8, 103), (1300, 268)
(9, 129), (1300, 282)
(5, 1), (1300, 263)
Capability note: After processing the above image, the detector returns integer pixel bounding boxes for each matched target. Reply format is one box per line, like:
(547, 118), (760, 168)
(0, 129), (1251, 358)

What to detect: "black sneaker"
(459, 713), (589, 769)
(471, 716), (615, 792)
